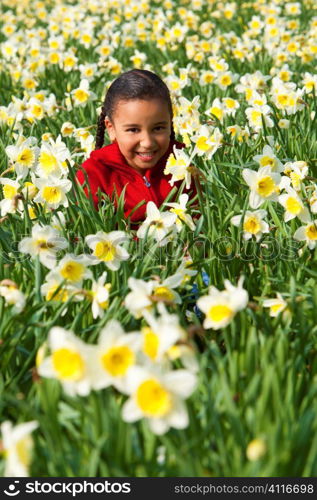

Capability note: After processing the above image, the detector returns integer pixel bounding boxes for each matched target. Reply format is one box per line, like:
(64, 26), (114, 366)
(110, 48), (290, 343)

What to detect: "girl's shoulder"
(80, 142), (122, 171)
(78, 141), (136, 184)
(86, 142), (117, 163)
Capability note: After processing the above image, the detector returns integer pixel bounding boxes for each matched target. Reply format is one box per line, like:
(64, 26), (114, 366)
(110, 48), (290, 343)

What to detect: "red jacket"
(76, 139), (194, 223)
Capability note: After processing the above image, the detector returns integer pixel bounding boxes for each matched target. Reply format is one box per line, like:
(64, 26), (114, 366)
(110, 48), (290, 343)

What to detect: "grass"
(0, 0), (317, 477)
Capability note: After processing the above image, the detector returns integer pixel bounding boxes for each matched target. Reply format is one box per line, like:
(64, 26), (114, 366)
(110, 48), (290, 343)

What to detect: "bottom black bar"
(1, 477), (316, 499)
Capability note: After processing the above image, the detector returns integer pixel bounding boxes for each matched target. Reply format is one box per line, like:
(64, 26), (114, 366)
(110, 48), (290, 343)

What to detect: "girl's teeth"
(138, 152), (155, 158)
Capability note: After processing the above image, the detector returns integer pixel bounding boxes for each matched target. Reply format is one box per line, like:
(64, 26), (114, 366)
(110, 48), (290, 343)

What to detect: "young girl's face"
(105, 98), (172, 174)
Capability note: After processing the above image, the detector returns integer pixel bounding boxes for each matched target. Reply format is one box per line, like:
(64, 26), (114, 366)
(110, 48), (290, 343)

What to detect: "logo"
(4, 481), (20, 496)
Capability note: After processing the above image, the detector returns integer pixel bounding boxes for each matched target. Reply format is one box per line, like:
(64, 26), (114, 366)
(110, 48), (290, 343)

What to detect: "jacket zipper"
(143, 175), (151, 187)
(140, 172), (160, 205)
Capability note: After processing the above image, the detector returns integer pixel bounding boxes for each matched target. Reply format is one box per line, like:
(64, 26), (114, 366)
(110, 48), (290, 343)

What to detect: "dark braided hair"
(95, 69), (175, 149)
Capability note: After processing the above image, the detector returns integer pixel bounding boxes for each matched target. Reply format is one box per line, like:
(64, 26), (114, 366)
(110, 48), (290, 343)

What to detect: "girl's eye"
(126, 127), (166, 132)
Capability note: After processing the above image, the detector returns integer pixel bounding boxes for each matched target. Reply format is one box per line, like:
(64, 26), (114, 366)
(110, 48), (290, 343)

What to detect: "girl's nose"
(140, 132), (154, 148)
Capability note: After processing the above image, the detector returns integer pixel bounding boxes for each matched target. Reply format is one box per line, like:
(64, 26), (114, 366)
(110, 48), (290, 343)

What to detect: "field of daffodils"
(1, 0), (317, 477)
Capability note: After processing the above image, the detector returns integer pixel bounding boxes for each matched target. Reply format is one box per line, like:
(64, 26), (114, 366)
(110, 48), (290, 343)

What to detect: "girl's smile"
(104, 99), (172, 174)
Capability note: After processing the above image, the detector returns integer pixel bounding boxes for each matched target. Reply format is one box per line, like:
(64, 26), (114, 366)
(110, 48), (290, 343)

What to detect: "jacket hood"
(89, 139), (185, 181)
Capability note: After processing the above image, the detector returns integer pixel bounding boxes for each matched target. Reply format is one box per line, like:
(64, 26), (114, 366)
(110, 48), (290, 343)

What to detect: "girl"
(76, 69), (195, 223)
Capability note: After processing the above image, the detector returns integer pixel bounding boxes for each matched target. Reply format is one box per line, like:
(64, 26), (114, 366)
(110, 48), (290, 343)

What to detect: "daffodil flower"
(197, 276), (248, 330)
(178, 95), (201, 116)
(242, 166), (281, 208)
(140, 306), (185, 364)
(61, 121), (75, 136)
(33, 176), (72, 209)
(89, 271), (112, 319)
(122, 366), (197, 435)
(309, 186), (317, 214)
(231, 209), (269, 241)
(283, 161), (308, 191)
(40, 272), (83, 316)
(293, 221), (317, 249)
(136, 202), (177, 246)
(191, 124), (223, 159)
(263, 293), (288, 317)
(271, 78), (305, 115)
(215, 71), (237, 90)
(164, 146), (193, 189)
(205, 97), (225, 123)
(71, 79), (96, 107)
(124, 277), (155, 319)
(1, 420), (38, 477)
(53, 253), (95, 284)
(5, 136), (39, 179)
(278, 187), (310, 222)
(164, 193), (196, 232)
(91, 320), (141, 392)
(175, 257), (198, 285)
(0, 280), (26, 313)
(246, 438), (266, 461)
(253, 145), (283, 172)
(85, 230), (130, 270)
(37, 327), (96, 396)
(151, 274), (183, 304)
(222, 97), (240, 116)
(35, 135), (71, 179)
(302, 72), (317, 94)
(245, 104), (274, 131)
(0, 177), (23, 216)
(124, 274), (183, 318)
(18, 223), (68, 269)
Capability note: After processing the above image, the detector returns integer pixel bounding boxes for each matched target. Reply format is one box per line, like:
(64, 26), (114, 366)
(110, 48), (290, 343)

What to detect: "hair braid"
(95, 107), (106, 149)
(170, 124), (175, 141)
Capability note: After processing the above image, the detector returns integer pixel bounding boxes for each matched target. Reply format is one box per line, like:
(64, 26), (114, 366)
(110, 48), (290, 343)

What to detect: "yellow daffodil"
(242, 166), (281, 208)
(37, 327), (96, 396)
(1, 420), (38, 477)
(85, 230), (130, 270)
(197, 276), (248, 330)
(231, 209), (269, 241)
(122, 366), (197, 435)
